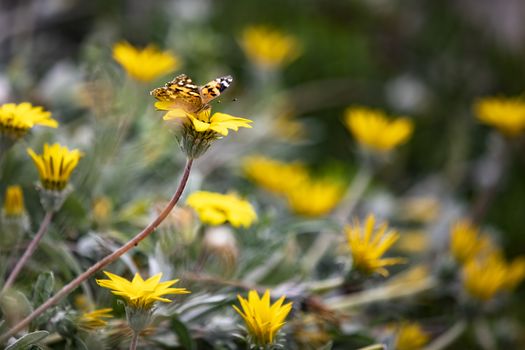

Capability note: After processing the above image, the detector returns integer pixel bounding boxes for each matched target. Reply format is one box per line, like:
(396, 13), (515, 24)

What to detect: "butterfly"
(150, 74), (233, 113)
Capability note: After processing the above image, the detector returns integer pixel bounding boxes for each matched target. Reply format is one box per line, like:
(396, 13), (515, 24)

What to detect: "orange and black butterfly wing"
(150, 74), (203, 113)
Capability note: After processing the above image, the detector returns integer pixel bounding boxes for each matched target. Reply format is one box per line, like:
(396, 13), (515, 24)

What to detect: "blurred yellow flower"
(395, 322), (430, 350)
(344, 106), (413, 152)
(285, 178), (345, 217)
(78, 308), (113, 330)
(396, 230), (428, 254)
(450, 220), (492, 265)
(96, 271), (190, 309)
(233, 289), (293, 346)
(113, 41), (180, 82)
(240, 26), (301, 69)
(462, 252), (525, 302)
(463, 255), (508, 301)
(345, 214), (406, 276)
(27, 143), (82, 191)
(0, 102), (58, 140)
(242, 156), (309, 194)
(92, 196), (113, 227)
(474, 97), (525, 136)
(186, 191), (257, 228)
(504, 257), (525, 290)
(3, 186), (25, 216)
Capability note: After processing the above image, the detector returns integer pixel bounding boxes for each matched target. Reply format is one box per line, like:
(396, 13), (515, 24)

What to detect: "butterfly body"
(151, 74), (233, 113)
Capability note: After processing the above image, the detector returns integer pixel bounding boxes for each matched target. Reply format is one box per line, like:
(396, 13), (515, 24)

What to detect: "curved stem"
(2, 211), (54, 293)
(0, 158), (193, 343)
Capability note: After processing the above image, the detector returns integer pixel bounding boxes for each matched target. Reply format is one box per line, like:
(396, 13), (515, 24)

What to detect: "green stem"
(0, 158), (193, 343)
(2, 211), (54, 293)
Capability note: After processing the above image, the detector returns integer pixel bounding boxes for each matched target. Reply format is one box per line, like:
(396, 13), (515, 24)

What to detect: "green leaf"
(171, 316), (196, 350)
(31, 272), (55, 306)
(5, 330), (49, 350)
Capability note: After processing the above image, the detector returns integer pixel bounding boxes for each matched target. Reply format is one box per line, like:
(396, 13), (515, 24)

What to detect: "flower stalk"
(130, 331), (139, 350)
(0, 158), (193, 343)
(2, 210), (54, 293)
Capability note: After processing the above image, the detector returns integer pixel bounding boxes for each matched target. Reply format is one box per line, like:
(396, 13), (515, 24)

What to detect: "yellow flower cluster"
(240, 26), (301, 69)
(113, 41), (180, 82)
(186, 191), (257, 228)
(0, 102), (58, 140)
(345, 214), (406, 277)
(474, 97), (525, 136)
(344, 106), (413, 153)
(395, 322), (430, 350)
(3, 185), (25, 216)
(243, 156), (346, 217)
(96, 271), (190, 309)
(233, 289), (293, 346)
(27, 143), (83, 191)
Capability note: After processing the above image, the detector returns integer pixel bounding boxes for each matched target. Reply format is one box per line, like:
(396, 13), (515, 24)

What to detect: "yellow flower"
(344, 106), (413, 152)
(284, 178), (345, 217)
(27, 143), (83, 191)
(345, 214), (406, 276)
(186, 191), (257, 228)
(242, 156), (309, 194)
(158, 106), (252, 158)
(96, 271), (190, 309)
(463, 254), (509, 301)
(113, 41), (180, 82)
(503, 257), (525, 290)
(0, 102), (58, 140)
(3, 185), (25, 216)
(450, 220), (492, 265)
(240, 26), (301, 69)
(161, 107), (252, 136)
(474, 97), (525, 136)
(233, 289), (293, 346)
(395, 322), (430, 350)
(77, 308), (113, 330)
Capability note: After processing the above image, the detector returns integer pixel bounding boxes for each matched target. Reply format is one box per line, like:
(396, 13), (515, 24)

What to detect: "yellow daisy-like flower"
(0, 102), (58, 140)
(450, 220), (492, 265)
(160, 107), (252, 136)
(27, 143), (83, 191)
(113, 41), (180, 82)
(474, 97), (525, 136)
(3, 185), (25, 216)
(240, 26), (301, 69)
(284, 178), (345, 217)
(463, 254), (509, 301)
(158, 106), (252, 158)
(242, 156), (309, 195)
(233, 289), (293, 347)
(344, 106), (413, 152)
(77, 308), (113, 331)
(186, 191), (257, 228)
(96, 271), (190, 310)
(395, 322), (430, 350)
(345, 214), (406, 277)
